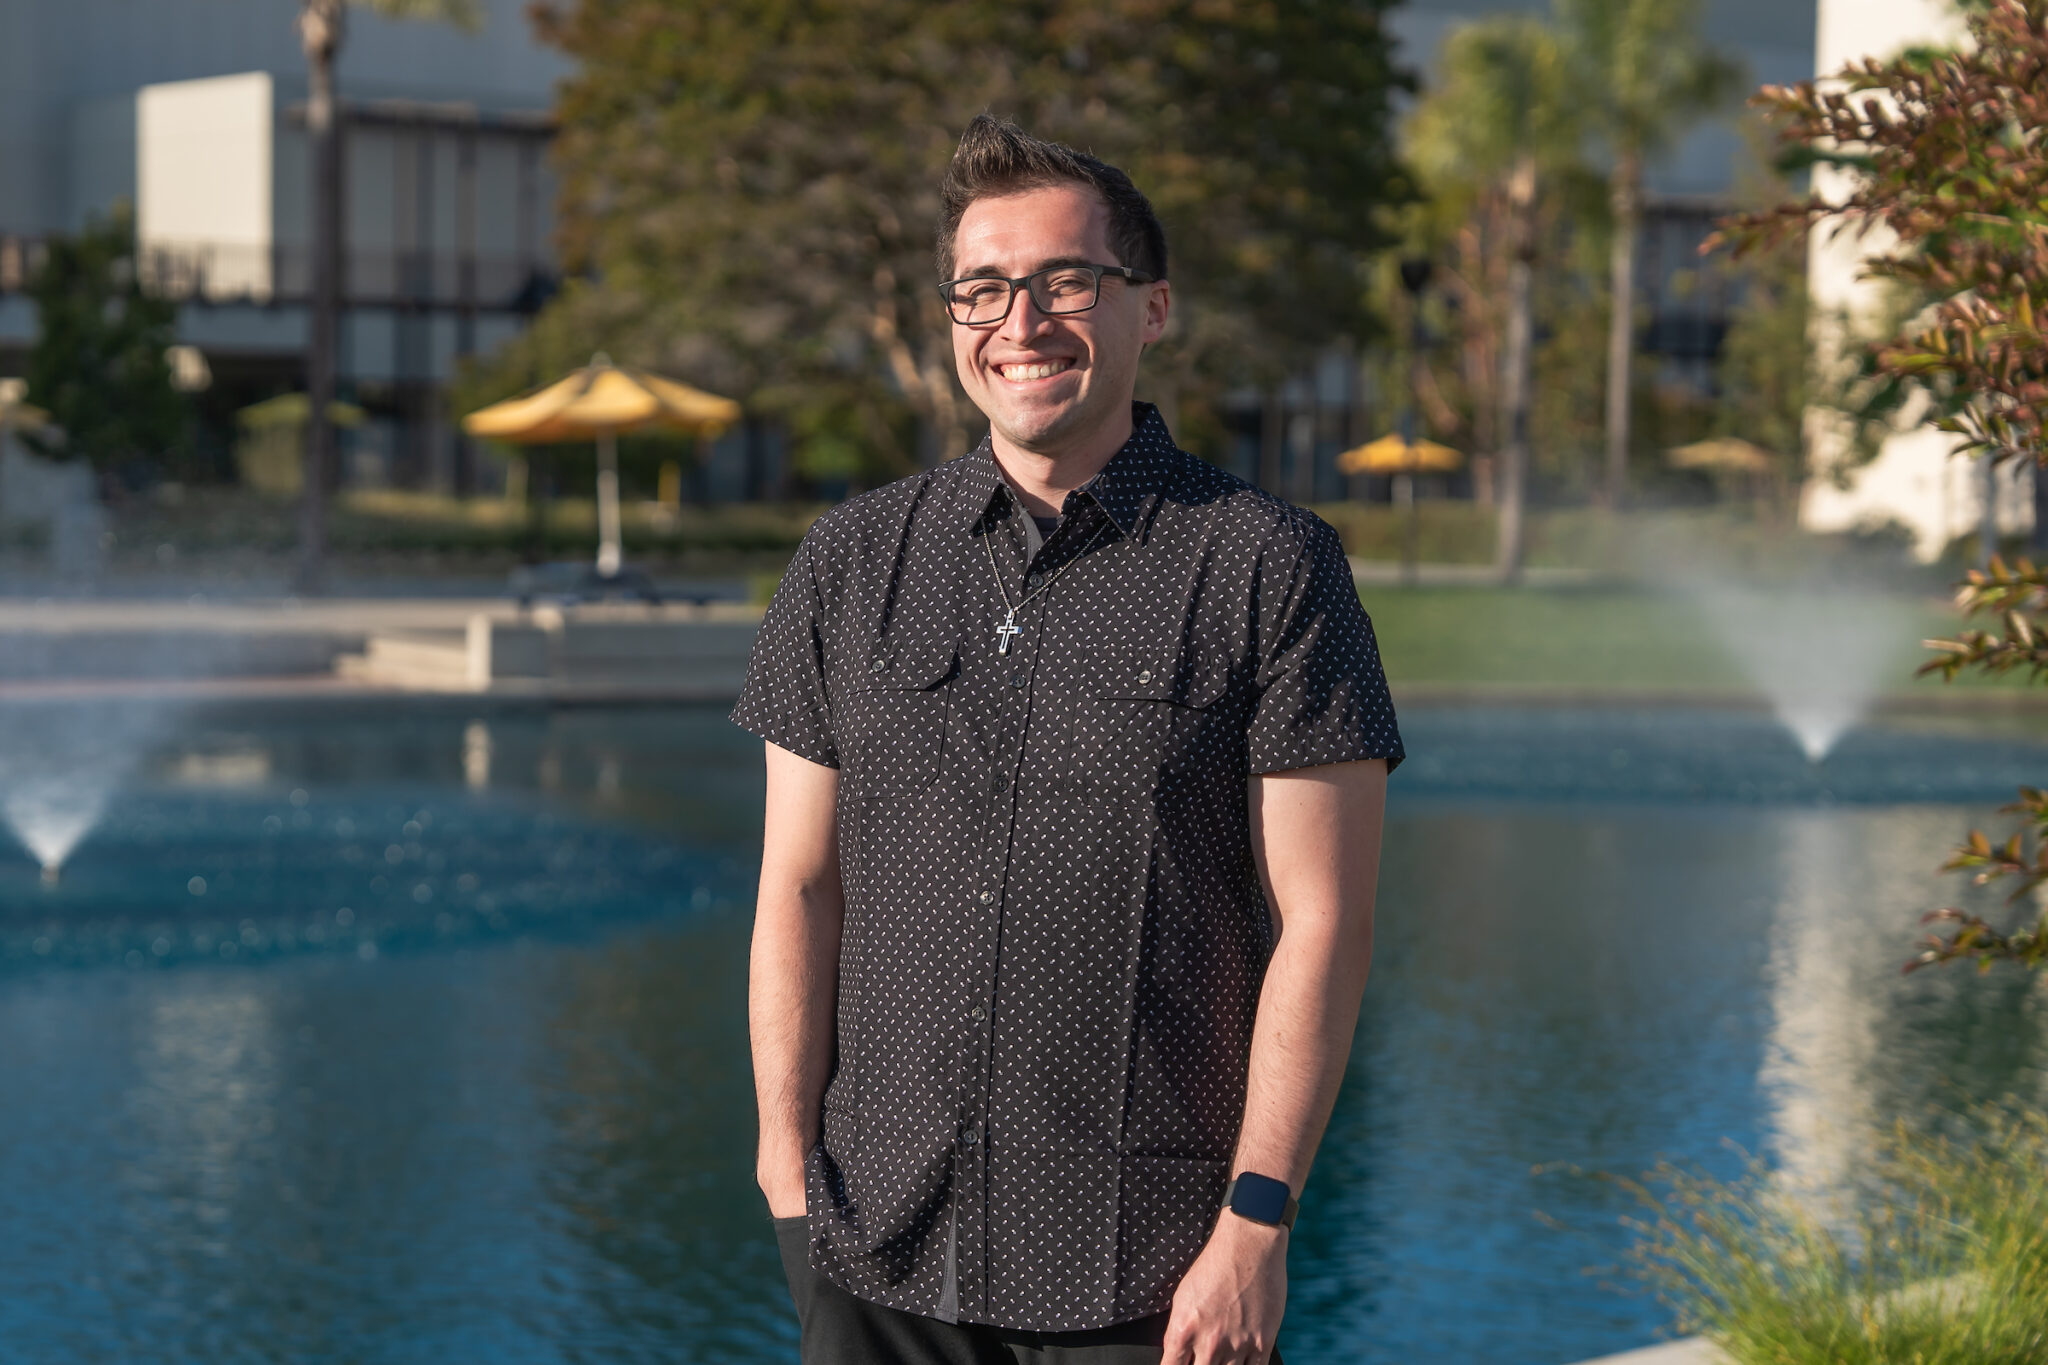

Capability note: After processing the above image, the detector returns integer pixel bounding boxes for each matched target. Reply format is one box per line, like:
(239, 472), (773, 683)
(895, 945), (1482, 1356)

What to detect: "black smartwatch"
(1223, 1171), (1298, 1229)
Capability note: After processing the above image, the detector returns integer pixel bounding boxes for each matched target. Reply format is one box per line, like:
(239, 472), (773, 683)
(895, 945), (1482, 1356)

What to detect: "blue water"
(1, 703), (2045, 1365)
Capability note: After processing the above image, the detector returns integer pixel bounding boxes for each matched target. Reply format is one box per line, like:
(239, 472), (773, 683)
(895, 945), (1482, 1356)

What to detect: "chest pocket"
(837, 643), (957, 792)
(1070, 654), (1233, 804)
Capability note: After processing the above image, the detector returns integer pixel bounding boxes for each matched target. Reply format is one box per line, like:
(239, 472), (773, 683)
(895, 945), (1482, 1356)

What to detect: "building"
(1798, 0), (2032, 560)
(0, 0), (567, 492)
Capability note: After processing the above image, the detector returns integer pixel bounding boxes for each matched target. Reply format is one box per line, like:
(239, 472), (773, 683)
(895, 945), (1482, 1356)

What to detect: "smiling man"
(734, 116), (1402, 1365)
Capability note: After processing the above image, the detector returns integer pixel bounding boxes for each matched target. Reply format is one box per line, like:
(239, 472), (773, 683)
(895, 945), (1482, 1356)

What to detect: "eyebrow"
(956, 254), (1099, 279)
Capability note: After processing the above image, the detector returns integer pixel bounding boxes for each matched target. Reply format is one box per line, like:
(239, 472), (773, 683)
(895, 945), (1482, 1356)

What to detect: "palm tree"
(295, 0), (481, 591)
(1406, 18), (1581, 583)
(1556, 0), (1743, 512)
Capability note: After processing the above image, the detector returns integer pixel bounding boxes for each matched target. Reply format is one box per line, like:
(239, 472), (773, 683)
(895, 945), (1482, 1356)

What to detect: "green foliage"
(1719, 0), (2048, 473)
(1913, 555), (2048, 970)
(21, 204), (191, 476)
(1710, 167), (1809, 488)
(1405, 17), (1582, 199)
(1625, 1110), (2048, 1363)
(351, 0), (481, 24)
(1557, 0), (1747, 169)
(506, 0), (1412, 475)
(1393, 2), (1742, 496)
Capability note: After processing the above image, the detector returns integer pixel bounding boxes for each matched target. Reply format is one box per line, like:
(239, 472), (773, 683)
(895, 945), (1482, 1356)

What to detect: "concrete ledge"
(1566, 1340), (1724, 1365)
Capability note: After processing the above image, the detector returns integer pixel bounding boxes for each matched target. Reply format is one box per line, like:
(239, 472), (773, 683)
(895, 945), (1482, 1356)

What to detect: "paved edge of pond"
(1563, 1339), (1723, 1365)
(3, 675), (2046, 717)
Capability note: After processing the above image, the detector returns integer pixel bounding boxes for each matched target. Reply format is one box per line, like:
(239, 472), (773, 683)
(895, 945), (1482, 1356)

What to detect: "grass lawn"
(1360, 584), (2030, 699)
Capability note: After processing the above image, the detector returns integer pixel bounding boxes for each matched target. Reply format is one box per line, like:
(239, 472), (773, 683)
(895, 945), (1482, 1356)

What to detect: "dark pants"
(773, 1218), (1281, 1365)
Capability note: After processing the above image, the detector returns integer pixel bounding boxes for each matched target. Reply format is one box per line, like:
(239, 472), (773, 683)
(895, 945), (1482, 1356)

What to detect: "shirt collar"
(955, 401), (1176, 542)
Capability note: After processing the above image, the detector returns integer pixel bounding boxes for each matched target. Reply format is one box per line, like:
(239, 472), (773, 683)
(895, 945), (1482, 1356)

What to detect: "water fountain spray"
(1, 699), (164, 886)
(1689, 587), (1918, 763)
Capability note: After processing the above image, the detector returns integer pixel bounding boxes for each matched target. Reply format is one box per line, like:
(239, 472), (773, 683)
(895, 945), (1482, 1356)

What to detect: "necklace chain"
(983, 512), (1109, 655)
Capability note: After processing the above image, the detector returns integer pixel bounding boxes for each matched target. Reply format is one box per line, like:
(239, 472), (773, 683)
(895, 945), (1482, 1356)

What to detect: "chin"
(994, 407), (1082, 450)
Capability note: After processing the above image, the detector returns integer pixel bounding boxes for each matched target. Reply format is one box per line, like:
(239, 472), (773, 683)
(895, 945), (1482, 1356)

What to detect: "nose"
(996, 284), (1054, 343)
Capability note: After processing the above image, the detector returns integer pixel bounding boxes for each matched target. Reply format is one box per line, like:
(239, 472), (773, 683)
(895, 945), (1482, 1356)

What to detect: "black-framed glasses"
(938, 263), (1157, 326)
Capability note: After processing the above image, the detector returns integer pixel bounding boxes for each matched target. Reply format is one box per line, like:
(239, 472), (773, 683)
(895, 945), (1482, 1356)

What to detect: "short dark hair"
(936, 115), (1167, 283)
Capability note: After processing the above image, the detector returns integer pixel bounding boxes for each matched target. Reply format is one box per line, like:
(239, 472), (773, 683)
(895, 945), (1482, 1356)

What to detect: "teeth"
(999, 360), (1071, 381)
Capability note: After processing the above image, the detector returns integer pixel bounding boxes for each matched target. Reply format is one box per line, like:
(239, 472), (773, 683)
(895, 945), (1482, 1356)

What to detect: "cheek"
(953, 332), (983, 381)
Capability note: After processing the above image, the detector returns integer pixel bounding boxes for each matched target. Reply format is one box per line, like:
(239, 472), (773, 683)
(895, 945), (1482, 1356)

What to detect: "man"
(733, 115), (1401, 1365)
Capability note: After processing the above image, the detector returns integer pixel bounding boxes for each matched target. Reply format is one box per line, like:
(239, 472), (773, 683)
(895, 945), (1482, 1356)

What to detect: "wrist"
(1214, 1207), (1289, 1253)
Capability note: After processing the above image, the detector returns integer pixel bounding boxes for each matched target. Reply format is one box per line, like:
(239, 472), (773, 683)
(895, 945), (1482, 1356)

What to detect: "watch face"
(1230, 1173), (1291, 1225)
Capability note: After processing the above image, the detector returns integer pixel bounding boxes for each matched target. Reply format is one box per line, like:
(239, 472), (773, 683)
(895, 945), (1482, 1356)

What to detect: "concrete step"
(361, 630), (469, 674)
(334, 651), (476, 693)
(339, 613), (761, 695)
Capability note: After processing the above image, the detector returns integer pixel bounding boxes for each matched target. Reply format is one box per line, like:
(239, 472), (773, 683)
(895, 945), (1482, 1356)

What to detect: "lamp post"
(1397, 257), (1433, 586)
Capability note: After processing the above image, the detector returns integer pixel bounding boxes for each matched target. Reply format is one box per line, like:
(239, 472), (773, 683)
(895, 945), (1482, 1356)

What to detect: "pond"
(2, 702), (2046, 1365)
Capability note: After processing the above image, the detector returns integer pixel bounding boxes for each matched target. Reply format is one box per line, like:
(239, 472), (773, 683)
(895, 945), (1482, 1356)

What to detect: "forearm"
(1232, 758), (1386, 1194)
(750, 870), (842, 1209)
(1229, 907), (1373, 1192)
(750, 744), (845, 1215)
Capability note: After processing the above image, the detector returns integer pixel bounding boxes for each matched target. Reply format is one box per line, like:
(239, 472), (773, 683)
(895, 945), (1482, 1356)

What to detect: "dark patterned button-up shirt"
(731, 403), (1403, 1332)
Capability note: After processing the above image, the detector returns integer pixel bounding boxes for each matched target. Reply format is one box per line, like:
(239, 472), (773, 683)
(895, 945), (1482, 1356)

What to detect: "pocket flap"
(857, 645), (958, 690)
(1092, 659), (1229, 708)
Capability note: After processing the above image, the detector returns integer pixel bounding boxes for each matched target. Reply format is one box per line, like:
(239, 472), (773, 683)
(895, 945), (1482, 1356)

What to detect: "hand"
(1161, 1212), (1288, 1364)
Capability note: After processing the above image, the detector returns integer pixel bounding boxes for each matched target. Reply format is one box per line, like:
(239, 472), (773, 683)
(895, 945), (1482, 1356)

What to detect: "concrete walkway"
(1566, 1339), (1724, 1365)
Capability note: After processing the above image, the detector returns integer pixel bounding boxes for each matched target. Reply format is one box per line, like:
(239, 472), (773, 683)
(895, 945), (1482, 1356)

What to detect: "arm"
(1163, 757), (1388, 1365)
(750, 740), (845, 1219)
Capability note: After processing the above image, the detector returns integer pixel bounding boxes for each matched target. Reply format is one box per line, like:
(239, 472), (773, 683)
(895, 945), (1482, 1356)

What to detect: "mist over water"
(1692, 588), (1919, 761)
(0, 700), (168, 880)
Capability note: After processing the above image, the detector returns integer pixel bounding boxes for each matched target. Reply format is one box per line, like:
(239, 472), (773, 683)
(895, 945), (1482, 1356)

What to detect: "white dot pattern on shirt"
(732, 403), (1403, 1333)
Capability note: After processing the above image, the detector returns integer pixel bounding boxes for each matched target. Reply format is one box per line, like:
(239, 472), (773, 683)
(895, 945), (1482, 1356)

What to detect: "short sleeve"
(730, 538), (839, 767)
(1244, 517), (1404, 776)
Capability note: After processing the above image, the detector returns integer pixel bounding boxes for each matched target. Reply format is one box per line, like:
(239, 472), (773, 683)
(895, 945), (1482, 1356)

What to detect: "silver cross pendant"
(995, 614), (1023, 655)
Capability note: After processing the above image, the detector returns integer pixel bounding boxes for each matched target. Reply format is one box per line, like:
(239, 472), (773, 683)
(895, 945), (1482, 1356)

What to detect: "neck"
(989, 404), (1135, 519)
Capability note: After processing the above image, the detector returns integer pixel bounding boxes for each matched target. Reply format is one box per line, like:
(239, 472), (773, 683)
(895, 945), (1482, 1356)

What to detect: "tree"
(1719, 0), (2048, 971)
(1405, 16), (1583, 581)
(507, 0), (1411, 481)
(295, 0), (481, 591)
(21, 204), (190, 477)
(1556, 0), (1745, 511)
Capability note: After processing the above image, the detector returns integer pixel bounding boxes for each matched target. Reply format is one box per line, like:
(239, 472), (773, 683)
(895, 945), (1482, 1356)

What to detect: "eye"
(954, 279), (1008, 305)
(1040, 269), (1094, 298)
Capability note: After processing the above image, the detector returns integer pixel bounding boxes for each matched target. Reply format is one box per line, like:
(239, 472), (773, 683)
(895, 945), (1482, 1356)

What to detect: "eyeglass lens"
(948, 267), (1103, 324)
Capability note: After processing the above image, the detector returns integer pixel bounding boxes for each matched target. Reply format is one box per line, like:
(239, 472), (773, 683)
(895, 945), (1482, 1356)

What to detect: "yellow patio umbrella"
(1666, 436), (1773, 474)
(1337, 432), (1466, 476)
(1339, 433), (1465, 585)
(0, 379), (52, 433)
(462, 353), (741, 578)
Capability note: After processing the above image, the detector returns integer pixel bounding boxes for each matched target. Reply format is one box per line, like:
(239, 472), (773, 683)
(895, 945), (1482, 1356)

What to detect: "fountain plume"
(0, 699), (164, 882)
(1690, 587), (1917, 762)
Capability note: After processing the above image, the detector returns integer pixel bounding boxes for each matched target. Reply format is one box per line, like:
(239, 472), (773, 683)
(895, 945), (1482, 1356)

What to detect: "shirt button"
(1009, 671), (1028, 688)
(869, 657), (885, 672)
(992, 773), (1009, 793)
(978, 890), (994, 904)
(968, 1005), (986, 1021)
(959, 1122), (983, 1147)
(1027, 572), (1044, 590)
(1137, 669), (1153, 684)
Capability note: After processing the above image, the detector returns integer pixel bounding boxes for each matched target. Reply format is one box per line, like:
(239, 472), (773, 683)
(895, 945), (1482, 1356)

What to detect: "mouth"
(995, 358), (1075, 383)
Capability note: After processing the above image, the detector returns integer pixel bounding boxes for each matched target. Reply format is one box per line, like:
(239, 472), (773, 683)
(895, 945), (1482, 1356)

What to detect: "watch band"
(1224, 1172), (1299, 1229)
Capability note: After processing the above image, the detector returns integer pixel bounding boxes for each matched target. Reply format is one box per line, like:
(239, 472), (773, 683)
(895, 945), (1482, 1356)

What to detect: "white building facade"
(1799, 0), (2032, 559)
(0, 0), (567, 492)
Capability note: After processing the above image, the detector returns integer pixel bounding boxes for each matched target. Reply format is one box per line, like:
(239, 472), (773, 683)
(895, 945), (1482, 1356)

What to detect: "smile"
(997, 359), (1074, 382)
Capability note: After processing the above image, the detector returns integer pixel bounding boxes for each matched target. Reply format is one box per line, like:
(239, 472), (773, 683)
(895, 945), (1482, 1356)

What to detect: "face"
(947, 184), (1170, 458)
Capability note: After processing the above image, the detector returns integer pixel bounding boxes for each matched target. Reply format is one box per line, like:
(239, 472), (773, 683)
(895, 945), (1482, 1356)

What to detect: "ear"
(1140, 280), (1171, 345)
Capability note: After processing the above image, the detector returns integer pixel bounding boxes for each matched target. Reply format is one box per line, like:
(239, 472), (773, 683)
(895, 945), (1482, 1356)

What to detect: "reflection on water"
(0, 705), (2045, 1365)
